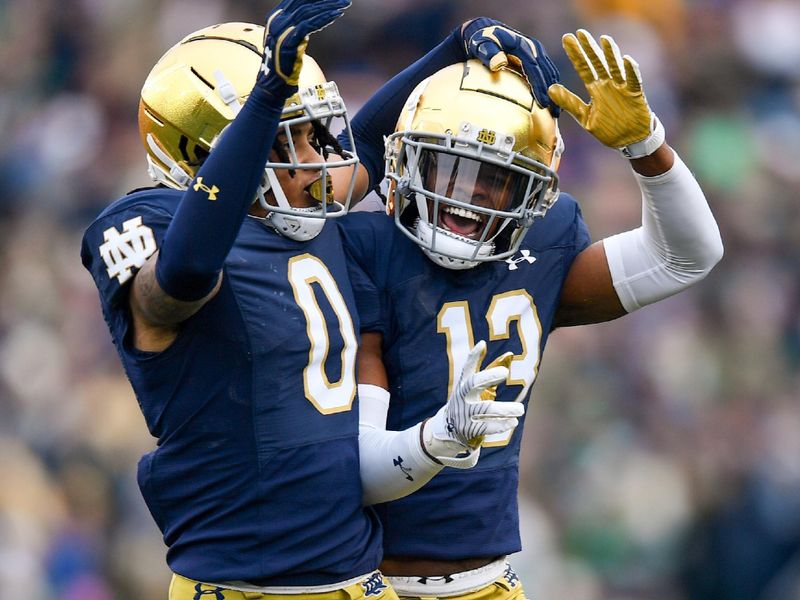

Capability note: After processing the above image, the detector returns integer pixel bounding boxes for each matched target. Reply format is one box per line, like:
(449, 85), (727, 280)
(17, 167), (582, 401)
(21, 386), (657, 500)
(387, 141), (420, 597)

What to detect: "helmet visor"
(416, 148), (531, 241)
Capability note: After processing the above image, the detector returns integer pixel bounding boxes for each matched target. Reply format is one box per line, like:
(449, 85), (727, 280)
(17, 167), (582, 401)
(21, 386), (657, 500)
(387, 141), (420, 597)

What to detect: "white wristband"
(619, 114), (665, 159)
(359, 383), (390, 428)
(421, 418), (481, 468)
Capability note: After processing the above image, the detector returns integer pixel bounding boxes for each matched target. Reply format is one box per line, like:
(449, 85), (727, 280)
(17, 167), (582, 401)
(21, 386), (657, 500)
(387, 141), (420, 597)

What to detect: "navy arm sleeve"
(339, 30), (466, 190)
(155, 87), (284, 301)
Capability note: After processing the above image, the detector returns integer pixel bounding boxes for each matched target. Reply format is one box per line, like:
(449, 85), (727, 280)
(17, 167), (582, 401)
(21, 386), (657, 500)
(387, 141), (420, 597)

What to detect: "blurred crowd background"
(1, 0), (799, 598)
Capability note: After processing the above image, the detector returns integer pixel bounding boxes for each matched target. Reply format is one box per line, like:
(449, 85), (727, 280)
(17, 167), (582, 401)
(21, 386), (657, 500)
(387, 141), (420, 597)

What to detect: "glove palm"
(548, 30), (654, 150)
(259, 0), (350, 97)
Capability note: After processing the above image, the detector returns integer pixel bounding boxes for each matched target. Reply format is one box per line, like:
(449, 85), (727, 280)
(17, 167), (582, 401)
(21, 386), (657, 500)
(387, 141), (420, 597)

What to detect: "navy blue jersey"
(338, 195), (591, 560)
(81, 188), (382, 585)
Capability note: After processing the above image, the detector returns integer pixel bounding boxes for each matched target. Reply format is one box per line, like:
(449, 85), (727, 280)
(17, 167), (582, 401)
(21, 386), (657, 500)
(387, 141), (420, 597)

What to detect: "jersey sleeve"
(81, 202), (173, 311)
(337, 213), (392, 336)
(545, 192), (591, 270)
(570, 197), (592, 261)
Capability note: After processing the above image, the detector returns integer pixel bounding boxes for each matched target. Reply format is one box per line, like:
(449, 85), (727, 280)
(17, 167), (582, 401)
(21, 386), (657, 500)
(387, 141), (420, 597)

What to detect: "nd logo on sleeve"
(99, 216), (157, 284)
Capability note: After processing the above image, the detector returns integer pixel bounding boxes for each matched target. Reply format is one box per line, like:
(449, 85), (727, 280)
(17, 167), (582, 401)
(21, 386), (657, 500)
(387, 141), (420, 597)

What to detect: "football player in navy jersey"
(337, 24), (724, 600)
(80, 3), (528, 598)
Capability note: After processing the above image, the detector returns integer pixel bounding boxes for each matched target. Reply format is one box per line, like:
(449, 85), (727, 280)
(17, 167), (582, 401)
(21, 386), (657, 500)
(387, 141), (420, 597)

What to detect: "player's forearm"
(131, 251), (222, 328)
(360, 425), (443, 505)
(629, 142), (674, 177)
(358, 384), (443, 505)
(603, 150), (724, 312)
(156, 87), (284, 302)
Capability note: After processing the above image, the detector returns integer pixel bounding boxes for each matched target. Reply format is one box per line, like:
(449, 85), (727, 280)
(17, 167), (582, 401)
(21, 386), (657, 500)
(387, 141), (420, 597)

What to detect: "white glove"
(423, 341), (524, 468)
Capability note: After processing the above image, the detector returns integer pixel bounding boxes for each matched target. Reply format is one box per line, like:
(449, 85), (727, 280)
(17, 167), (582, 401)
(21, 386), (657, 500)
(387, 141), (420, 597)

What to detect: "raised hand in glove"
(258, 0), (351, 98)
(461, 17), (561, 117)
(548, 29), (665, 159)
(423, 341), (523, 468)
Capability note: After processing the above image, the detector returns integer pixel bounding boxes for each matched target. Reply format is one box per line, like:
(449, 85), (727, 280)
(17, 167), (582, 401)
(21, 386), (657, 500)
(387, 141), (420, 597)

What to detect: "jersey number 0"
(288, 254), (357, 415)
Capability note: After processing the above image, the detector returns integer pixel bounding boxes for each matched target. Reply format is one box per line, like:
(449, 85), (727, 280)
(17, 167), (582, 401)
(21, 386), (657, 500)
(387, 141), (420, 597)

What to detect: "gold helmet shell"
(138, 22), (329, 189)
(385, 59), (563, 269)
(395, 60), (562, 171)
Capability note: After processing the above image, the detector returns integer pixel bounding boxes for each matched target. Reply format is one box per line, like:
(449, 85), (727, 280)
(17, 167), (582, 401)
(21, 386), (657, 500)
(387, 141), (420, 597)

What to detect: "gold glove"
(472, 352), (514, 447)
(480, 352), (514, 401)
(548, 30), (655, 151)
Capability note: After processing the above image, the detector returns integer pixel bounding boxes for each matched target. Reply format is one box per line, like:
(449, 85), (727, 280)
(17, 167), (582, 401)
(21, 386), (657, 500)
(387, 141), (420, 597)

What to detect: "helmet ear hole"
(194, 146), (210, 164)
(492, 222), (517, 256)
(400, 200), (420, 230)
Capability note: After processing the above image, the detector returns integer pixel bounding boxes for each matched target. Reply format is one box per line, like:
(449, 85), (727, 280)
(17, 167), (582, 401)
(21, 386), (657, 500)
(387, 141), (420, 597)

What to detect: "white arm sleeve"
(603, 151), (724, 313)
(358, 384), (443, 506)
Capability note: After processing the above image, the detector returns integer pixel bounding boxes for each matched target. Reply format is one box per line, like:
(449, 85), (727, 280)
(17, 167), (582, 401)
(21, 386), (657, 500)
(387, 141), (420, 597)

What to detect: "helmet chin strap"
(259, 168), (325, 241)
(145, 134), (192, 189)
(416, 219), (494, 270)
(259, 167), (291, 212)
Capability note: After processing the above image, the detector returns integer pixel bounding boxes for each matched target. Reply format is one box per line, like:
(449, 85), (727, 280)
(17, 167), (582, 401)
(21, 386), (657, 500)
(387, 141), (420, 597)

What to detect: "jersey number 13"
(438, 290), (542, 446)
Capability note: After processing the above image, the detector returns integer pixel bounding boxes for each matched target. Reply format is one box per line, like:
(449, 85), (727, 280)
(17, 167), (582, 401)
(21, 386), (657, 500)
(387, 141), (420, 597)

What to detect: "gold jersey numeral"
(437, 290), (542, 447)
(288, 254), (357, 414)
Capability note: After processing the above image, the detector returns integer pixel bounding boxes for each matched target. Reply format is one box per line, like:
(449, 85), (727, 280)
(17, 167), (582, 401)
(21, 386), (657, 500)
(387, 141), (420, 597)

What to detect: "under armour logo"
(505, 249), (536, 271)
(193, 583), (225, 599)
(99, 216), (157, 284)
(194, 177), (219, 200)
(503, 564), (520, 588)
(393, 456), (414, 481)
(361, 573), (388, 597)
(416, 575), (455, 585)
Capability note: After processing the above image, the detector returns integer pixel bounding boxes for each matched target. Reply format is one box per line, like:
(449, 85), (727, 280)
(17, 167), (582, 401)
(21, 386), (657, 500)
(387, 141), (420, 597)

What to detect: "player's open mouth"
(439, 205), (485, 238)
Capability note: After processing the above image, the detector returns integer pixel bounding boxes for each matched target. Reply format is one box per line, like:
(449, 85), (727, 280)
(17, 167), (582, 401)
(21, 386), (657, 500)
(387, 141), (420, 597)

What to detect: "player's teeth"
(443, 206), (481, 222)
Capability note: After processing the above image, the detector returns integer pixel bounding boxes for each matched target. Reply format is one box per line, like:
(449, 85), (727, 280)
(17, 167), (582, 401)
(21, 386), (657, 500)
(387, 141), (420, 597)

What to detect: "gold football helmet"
(385, 59), (563, 269)
(138, 22), (358, 240)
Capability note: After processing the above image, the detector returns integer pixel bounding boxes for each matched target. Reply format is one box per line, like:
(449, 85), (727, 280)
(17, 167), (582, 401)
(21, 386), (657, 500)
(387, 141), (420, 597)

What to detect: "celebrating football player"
(80, 2), (527, 598)
(337, 23), (724, 600)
